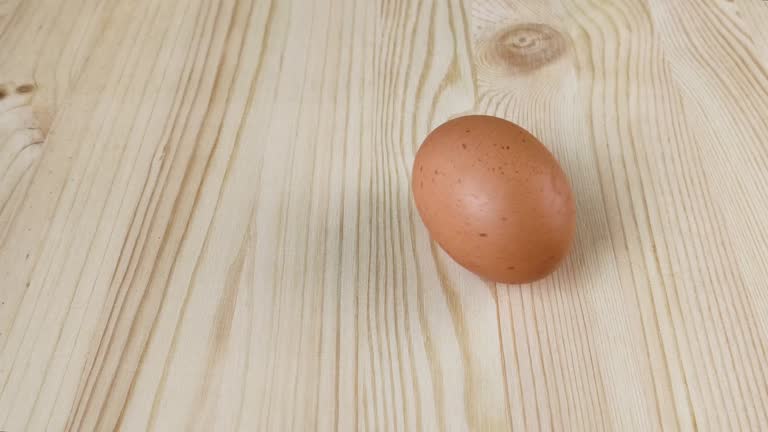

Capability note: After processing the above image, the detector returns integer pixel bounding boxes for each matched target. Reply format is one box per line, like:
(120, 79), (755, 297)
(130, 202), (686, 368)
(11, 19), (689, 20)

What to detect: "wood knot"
(15, 83), (36, 94)
(478, 23), (567, 74)
(0, 81), (44, 210)
(0, 82), (37, 100)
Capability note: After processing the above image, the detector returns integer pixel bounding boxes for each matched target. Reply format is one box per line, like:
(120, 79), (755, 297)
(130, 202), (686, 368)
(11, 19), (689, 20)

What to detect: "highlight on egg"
(412, 115), (575, 284)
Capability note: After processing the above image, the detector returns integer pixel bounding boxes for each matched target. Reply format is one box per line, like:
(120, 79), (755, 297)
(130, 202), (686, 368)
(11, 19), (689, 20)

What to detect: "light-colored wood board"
(1, 0), (768, 430)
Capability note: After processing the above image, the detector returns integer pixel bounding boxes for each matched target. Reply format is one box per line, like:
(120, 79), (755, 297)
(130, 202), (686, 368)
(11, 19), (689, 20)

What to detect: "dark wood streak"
(186, 225), (248, 431)
(109, 0), (262, 429)
(139, 0), (270, 429)
(385, 0), (431, 428)
(29, 0), (210, 428)
(261, 0), (324, 426)
(428, 241), (482, 431)
(615, 2), (704, 428)
(92, 1), (224, 428)
(280, 1), (326, 429)
(414, 253), (446, 432)
(352, 3), (369, 430)
(567, 1), (675, 429)
(380, 3), (412, 428)
(505, 285), (529, 430)
(661, 4), (768, 174)
(366, 159), (381, 431)
(307, 0), (353, 430)
(0, 0), (26, 43)
(393, 3), (434, 428)
(493, 283), (514, 429)
(388, 4), (425, 429)
(529, 292), (557, 429)
(619, 2), (711, 426)
(377, 5), (399, 429)
(656, 14), (768, 424)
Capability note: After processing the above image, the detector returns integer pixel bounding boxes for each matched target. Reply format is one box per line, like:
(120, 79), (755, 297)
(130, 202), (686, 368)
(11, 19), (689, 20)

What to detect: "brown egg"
(412, 115), (575, 284)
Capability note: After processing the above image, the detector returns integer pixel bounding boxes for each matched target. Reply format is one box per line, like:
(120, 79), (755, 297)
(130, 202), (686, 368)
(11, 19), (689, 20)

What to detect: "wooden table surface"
(2, 0), (768, 430)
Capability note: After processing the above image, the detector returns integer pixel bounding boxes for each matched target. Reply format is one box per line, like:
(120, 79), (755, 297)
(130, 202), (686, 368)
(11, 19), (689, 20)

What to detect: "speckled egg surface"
(412, 115), (575, 284)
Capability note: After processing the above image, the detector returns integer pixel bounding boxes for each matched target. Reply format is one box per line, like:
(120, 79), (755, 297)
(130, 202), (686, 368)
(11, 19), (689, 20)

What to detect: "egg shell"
(412, 115), (575, 284)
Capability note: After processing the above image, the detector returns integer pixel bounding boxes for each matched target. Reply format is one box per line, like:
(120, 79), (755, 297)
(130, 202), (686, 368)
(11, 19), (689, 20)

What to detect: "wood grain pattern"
(1, 0), (768, 430)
